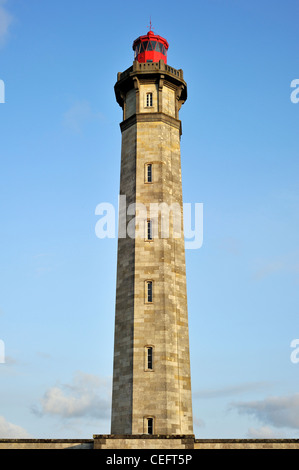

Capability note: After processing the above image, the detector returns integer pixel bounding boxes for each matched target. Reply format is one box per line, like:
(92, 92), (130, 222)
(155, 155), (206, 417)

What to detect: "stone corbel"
(119, 91), (126, 120)
(175, 84), (185, 118)
(133, 76), (140, 114)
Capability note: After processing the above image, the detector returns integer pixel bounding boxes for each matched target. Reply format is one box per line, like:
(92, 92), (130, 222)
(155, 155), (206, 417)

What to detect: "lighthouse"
(111, 29), (193, 436)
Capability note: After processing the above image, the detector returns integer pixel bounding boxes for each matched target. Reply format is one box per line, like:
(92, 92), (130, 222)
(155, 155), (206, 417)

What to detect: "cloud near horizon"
(231, 393), (299, 430)
(0, 416), (31, 438)
(246, 425), (287, 439)
(32, 371), (111, 420)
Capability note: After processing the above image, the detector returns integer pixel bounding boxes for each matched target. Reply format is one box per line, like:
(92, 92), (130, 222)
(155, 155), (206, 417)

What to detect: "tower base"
(93, 434), (195, 449)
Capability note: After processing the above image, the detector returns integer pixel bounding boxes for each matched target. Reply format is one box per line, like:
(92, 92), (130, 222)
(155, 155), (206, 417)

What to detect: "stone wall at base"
(194, 439), (299, 449)
(93, 434), (195, 449)
(1, 436), (299, 449)
(0, 439), (93, 449)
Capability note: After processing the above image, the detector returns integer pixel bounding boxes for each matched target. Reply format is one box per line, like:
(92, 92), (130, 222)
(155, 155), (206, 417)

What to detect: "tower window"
(146, 219), (153, 240)
(146, 93), (153, 107)
(156, 42), (163, 53)
(146, 281), (153, 303)
(146, 346), (153, 370)
(147, 417), (154, 435)
(146, 163), (152, 183)
(148, 41), (157, 51)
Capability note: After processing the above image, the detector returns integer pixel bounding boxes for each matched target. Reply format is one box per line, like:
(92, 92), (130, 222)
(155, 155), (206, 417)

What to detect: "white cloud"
(232, 393), (299, 429)
(0, 0), (13, 47)
(62, 100), (104, 134)
(33, 371), (111, 420)
(246, 426), (286, 439)
(0, 416), (31, 438)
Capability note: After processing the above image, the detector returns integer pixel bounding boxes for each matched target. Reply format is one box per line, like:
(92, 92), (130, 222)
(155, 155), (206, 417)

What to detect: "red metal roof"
(132, 31), (169, 64)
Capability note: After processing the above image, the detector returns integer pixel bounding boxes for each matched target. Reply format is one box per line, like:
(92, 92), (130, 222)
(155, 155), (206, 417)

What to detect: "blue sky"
(0, 0), (299, 439)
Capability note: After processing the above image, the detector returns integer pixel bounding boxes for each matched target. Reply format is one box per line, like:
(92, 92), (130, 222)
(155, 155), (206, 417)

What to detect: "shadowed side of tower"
(111, 31), (193, 436)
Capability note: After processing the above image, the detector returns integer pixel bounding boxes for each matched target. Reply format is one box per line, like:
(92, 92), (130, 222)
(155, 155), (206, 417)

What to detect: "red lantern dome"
(133, 30), (169, 64)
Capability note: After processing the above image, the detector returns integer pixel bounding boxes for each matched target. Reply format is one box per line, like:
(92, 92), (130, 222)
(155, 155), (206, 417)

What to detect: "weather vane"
(148, 17), (154, 32)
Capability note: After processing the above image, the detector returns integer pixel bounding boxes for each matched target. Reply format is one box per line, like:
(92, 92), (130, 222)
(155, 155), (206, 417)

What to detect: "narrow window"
(146, 92), (153, 107)
(147, 219), (152, 240)
(147, 347), (153, 370)
(146, 281), (153, 303)
(146, 163), (152, 183)
(147, 417), (154, 435)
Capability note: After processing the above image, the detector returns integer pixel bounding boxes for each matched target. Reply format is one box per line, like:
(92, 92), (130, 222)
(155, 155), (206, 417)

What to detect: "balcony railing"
(117, 60), (184, 82)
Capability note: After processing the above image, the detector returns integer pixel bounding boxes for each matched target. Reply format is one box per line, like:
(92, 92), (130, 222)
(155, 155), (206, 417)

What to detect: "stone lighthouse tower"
(111, 29), (193, 436)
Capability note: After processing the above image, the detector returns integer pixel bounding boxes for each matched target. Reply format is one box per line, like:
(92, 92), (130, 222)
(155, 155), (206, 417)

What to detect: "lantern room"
(133, 30), (169, 64)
